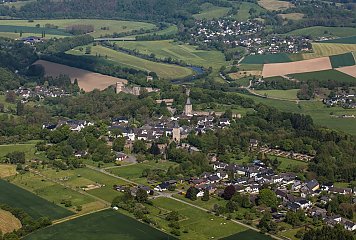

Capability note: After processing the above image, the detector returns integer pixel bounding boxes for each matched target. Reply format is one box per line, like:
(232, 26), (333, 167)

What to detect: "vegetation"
(242, 53), (293, 64)
(286, 26), (356, 38)
(329, 52), (356, 68)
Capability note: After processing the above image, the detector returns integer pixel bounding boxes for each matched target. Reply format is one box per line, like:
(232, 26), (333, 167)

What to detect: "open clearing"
(254, 89), (299, 100)
(0, 209), (22, 234)
(24, 209), (176, 240)
(302, 43), (356, 60)
(0, 179), (73, 220)
(278, 13), (304, 21)
(193, 3), (230, 20)
(229, 70), (262, 79)
(0, 143), (37, 159)
(0, 164), (16, 178)
(0, 19), (156, 38)
(258, 0), (294, 11)
(337, 65), (356, 78)
(262, 57), (332, 77)
(286, 26), (356, 38)
(34, 60), (127, 92)
(68, 45), (194, 79)
(113, 40), (228, 70)
(233, 2), (266, 21)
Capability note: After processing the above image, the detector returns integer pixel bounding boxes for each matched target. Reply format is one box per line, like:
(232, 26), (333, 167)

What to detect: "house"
(329, 187), (352, 195)
(306, 179), (320, 191)
(74, 151), (87, 158)
(213, 161), (228, 170)
(310, 207), (327, 219)
(115, 152), (128, 161)
(295, 198), (312, 209)
(112, 117), (129, 125)
(219, 118), (231, 127)
(154, 182), (171, 192)
(207, 175), (220, 184)
(344, 220), (356, 231)
(249, 139), (259, 147)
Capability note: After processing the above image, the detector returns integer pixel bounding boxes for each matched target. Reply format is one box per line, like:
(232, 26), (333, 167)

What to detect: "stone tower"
(183, 97), (193, 116)
(172, 121), (180, 142)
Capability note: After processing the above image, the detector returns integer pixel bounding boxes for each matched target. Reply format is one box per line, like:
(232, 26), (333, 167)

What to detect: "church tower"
(183, 88), (192, 116)
(172, 121), (181, 143)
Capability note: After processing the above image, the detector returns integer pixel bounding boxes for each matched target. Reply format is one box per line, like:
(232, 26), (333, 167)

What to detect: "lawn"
(233, 2), (265, 21)
(241, 53), (292, 64)
(272, 156), (308, 171)
(152, 197), (249, 240)
(24, 209), (176, 240)
(193, 3), (230, 20)
(0, 164), (16, 178)
(322, 35), (356, 44)
(289, 69), (356, 84)
(0, 179), (73, 220)
(286, 26), (356, 38)
(0, 19), (156, 38)
(0, 143), (37, 159)
(254, 89), (299, 100)
(68, 45), (194, 79)
(113, 40), (229, 70)
(302, 43), (356, 60)
(329, 52), (356, 68)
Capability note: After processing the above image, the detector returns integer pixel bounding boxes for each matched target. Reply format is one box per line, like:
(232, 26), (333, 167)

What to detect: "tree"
(186, 187), (199, 201)
(5, 91), (16, 103)
(201, 189), (209, 201)
(16, 101), (24, 116)
(5, 152), (25, 164)
(112, 137), (125, 152)
(223, 185), (236, 200)
(150, 142), (161, 156)
(258, 189), (278, 208)
(135, 188), (148, 203)
(166, 211), (179, 222)
(133, 140), (147, 154)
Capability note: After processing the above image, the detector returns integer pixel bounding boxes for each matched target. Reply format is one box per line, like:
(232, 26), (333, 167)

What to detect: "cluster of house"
(258, 146), (314, 162)
(43, 119), (94, 132)
(323, 94), (356, 109)
(14, 86), (70, 102)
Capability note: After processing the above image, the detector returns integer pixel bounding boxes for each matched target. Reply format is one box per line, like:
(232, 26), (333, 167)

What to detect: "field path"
(52, 207), (110, 225)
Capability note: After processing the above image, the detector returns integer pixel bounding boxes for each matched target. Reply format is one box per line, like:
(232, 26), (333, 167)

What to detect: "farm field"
(0, 19), (156, 38)
(233, 2), (266, 21)
(302, 43), (356, 60)
(290, 69), (356, 84)
(0, 209), (22, 234)
(278, 13), (304, 21)
(286, 26), (356, 38)
(329, 52), (356, 68)
(337, 65), (356, 78)
(152, 197), (252, 240)
(0, 143), (37, 159)
(113, 40), (228, 70)
(34, 60), (127, 92)
(322, 35), (356, 44)
(258, 0), (294, 11)
(24, 209), (176, 240)
(241, 53), (293, 64)
(254, 89), (299, 100)
(262, 57), (332, 78)
(0, 179), (73, 220)
(193, 3), (230, 20)
(68, 45), (194, 79)
(0, 164), (16, 178)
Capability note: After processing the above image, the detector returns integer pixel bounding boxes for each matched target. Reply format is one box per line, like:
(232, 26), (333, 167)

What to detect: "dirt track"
(262, 57), (332, 78)
(35, 60), (127, 92)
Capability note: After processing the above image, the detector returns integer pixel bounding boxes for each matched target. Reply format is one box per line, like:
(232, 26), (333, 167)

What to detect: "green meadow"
(286, 26), (356, 38)
(254, 89), (299, 100)
(241, 53), (293, 64)
(193, 3), (231, 20)
(0, 143), (37, 159)
(289, 69), (356, 84)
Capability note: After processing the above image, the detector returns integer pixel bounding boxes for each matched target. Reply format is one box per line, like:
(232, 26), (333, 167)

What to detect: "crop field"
(152, 198), (251, 240)
(193, 3), (230, 20)
(336, 65), (356, 78)
(0, 209), (22, 234)
(109, 161), (177, 185)
(330, 52), (356, 68)
(0, 19), (156, 38)
(302, 43), (356, 60)
(233, 2), (266, 21)
(34, 60), (127, 92)
(290, 69), (356, 84)
(0, 179), (73, 220)
(322, 35), (356, 44)
(114, 40), (228, 70)
(254, 89), (299, 100)
(262, 57), (332, 78)
(0, 164), (16, 178)
(24, 209), (176, 240)
(69, 45), (194, 79)
(258, 0), (294, 11)
(242, 53), (293, 64)
(286, 26), (356, 38)
(0, 143), (37, 159)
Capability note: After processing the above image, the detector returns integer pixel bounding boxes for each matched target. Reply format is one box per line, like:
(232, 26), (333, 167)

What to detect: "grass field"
(0, 164), (16, 178)
(233, 2), (266, 21)
(0, 19), (156, 38)
(273, 156), (308, 171)
(68, 45), (194, 79)
(302, 43), (356, 59)
(0, 209), (22, 234)
(322, 35), (356, 44)
(193, 3), (230, 20)
(290, 69), (356, 84)
(258, 0), (294, 11)
(278, 13), (304, 21)
(113, 40), (228, 70)
(329, 52), (356, 68)
(254, 89), (299, 100)
(0, 143), (37, 159)
(242, 53), (292, 64)
(0, 179), (73, 220)
(286, 26), (356, 38)
(24, 209), (176, 240)
(222, 229), (272, 240)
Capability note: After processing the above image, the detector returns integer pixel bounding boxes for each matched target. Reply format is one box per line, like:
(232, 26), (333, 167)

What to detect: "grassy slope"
(24, 209), (176, 240)
(0, 179), (73, 220)
(286, 26), (356, 38)
(68, 45), (194, 79)
(193, 3), (231, 20)
(254, 89), (299, 100)
(114, 40), (228, 70)
(0, 19), (156, 38)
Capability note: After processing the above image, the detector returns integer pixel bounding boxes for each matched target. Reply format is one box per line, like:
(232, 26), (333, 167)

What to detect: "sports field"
(0, 179), (73, 220)
(24, 209), (176, 240)
(286, 26), (356, 38)
(0, 19), (156, 38)
(113, 40), (228, 70)
(0, 209), (22, 234)
(258, 0), (294, 11)
(193, 3), (230, 20)
(34, 60), (128, 92)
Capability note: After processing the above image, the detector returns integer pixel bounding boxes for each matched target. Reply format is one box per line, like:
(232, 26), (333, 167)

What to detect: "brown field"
(0, 209), (22, 234)
(229, 70), (262, 79)
(262, 57), (332, 78)
(0, 164), (16, 178)
(34, 60), (127, 92)
(336, 65), (356, 78)
(278, 13), (304, 20)
(258, 0), (294, 11)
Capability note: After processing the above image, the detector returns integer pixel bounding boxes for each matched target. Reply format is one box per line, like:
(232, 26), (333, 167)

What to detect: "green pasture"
(321, 35), (356, 44)
(289, 69), (356, 84)
(254, 89), (299, 100)
(0, 143), (37, 159)
(241, 53), (292, 64)
(113, 40), (229, 70)
(233, 2), (266, 21)
(329, 52), (356, 68)
(0, 179), (73, 220)
(286, 26), (356, 38)
(68, 45), (194, 79)
(24, 209), (176, 240)
(272, 156), (308, 171)
(193, 3), (231, 20)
